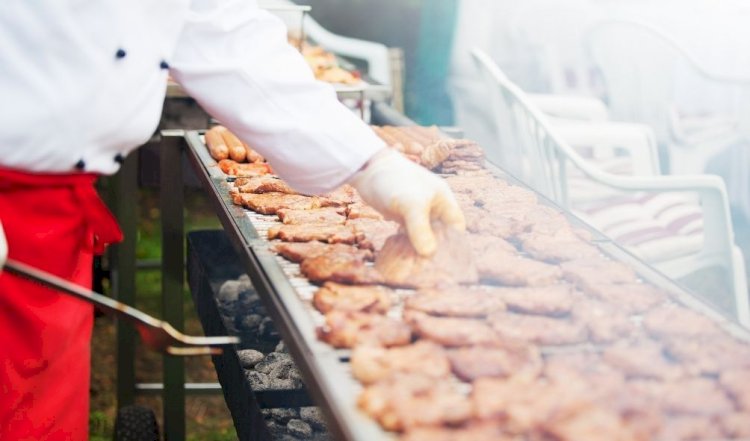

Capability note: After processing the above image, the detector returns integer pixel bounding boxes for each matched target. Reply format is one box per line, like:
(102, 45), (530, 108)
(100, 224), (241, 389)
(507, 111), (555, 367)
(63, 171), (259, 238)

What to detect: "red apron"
(0, 168), (122, 440)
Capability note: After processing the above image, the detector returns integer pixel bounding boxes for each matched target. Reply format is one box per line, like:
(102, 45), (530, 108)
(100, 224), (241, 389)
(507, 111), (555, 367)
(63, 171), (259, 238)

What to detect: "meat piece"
(400, 421), (516, 441)
(520, 230), (600, 263)
(542, 407), (645, 441)
(631, 377), (735, 416)
(477, 249), (562, 287)
(346, 218), (399, 252)
(656, 415), (724, 441)
(571, 300), (637, 343)
(300, 252), (382, 285)
(350, 341), (450, 384)
(312, 282), (392, 314)
(272, 241), (373, 263)
(581, 282), (666, 314)
(267, 224), (358, 244)
(205, 126), (229, 160)
(276, 207), (346, 225)
(643, 304), (722, 339)
(602, 339), (684, 381)
(358, 373), (473, 432)
(484, 285), (578, 316)
(488, 311), (588, 345)
(404, 288), (506, 318)
(405, 311), (500, 347)
(720, 369), (750, 411)
(448, 343), (542, 381)
(317, 311), (411, 348)
(468, 233), (515, 254)
(419, 139), (454, 170)
(346, 202), (383, 220)
(545, 352), (626, 388)
(375, 224), (479, 288)
(664, 336), (750, 375)
(322, 184), (360, 206)
(445, 173), (502, 196)
(233, 192), (328, 214)
(218, 159), (272, 177)
(235, 175), (296, 194)
(465, 210), (520, 239)
(561, 258), (638, 292)
(721, 412), (750, 438)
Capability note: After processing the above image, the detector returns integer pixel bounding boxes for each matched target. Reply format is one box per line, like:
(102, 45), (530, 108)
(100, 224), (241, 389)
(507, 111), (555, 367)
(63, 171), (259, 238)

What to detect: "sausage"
(243, 142), (265, 163)
(205, 126), (229, 161)
(219, 127), (247, 163)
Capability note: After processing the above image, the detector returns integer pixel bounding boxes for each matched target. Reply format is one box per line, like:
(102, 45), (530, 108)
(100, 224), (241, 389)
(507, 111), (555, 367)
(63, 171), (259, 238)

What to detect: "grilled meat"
(276, 207), (346, 225)
(400, 421), (516, 441)
(488, 311), (588, 345)
(267, 223), (358, 244)
(300, 251), (382, 285)
(656, 416), (723, 441)
(561, 258), (639, 292)
(350, 341), (451, 384)
(448, 343), (542, 382)
(643, 304), (722, 339)
(234, 175), (296, 194)
(720, 369), (750, 411)
(405, 311), (500, 347)
(317, 311), (411, 348)
(520, 230), (600, 263)
(571, 300), (636, 343)
(345, 202), (384, 220)
(721, 412), (750, 438)
(484, 285), (578, 316)
(404, 287), (506, 318)
(602, 339), (684, 381)
(233, 192), (330, 214)
(323, 184), (361, 206)
(581, 282), (666, 314)
(346, 218), (399, 252)
(272, 242), (373, 263)
(312, 282), (392, 314)
(663, 335), (750, 375)
(477, 250), (562, 287)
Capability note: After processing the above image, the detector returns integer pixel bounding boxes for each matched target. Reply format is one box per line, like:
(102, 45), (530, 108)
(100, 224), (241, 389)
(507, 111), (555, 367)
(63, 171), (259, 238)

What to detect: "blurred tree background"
(294, 0), (458, 126)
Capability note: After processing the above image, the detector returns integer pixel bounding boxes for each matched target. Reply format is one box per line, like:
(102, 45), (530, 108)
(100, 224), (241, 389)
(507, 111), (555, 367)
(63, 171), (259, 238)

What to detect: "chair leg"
(731, 246), (750, 326)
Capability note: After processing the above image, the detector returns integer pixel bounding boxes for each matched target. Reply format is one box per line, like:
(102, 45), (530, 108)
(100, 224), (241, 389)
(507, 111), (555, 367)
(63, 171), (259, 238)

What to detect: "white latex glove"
(349, 149), (466, 256)
(0, 220), (6, 270)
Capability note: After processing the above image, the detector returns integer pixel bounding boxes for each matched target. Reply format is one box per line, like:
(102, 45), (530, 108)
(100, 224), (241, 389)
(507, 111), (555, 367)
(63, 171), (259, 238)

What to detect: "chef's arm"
(169, 0), (464, 255)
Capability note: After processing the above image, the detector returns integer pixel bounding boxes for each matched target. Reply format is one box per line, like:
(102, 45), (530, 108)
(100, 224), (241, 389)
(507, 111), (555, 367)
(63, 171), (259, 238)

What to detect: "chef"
(0, 1), (465, 438)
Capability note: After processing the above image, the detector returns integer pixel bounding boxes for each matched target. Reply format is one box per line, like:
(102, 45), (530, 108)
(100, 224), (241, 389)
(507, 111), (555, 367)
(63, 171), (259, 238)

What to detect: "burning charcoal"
(287, 419), (313, 438)
(237, 349), (264, 369)
(245, 370), (269, 390)
(218, 280), (242, 303)
(269, 408), (299, 424)
(300, 407), (327, 431)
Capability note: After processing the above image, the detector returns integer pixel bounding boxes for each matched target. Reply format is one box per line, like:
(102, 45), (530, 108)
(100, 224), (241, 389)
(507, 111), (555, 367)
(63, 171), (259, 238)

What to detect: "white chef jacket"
(0, 0), (384, 194)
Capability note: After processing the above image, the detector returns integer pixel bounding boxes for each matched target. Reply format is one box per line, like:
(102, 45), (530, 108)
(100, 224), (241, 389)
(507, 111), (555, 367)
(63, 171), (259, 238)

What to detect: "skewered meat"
(484, 285), (578, 316)
(267, 223), (358, 244)
(602, 339), (684, 381)
(571, 300), (636, 343)
(447, 343), (542, 381)
(720, 369), (750, 411)
(317, 311), (411, 348)
(350, 341), (450, 384)
(405, 311), (500, 347)
(400, 421), (517, 441)
(375, 224), (478, 288)
(233, 192), (329, 214)
(312, 282), (392, 314)
(235, 175), (296, 194)
(643, 304), (722, 339)
(272, 242), (373, 263)
(488, 311), (588, 345)
(300, 252), (382, 285)
(404, 288), (506, 318)
(276, 207), (346, 225)
(581, 282), (666, 314)
(358, 373), (473, 432)
(561, 258), (638, 292)
(346, 218), (399, 252)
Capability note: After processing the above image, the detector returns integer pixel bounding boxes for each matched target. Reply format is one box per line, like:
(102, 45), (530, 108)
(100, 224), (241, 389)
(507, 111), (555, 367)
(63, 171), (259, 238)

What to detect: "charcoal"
(268, 408), (299, 424)
(237, 349), (264, 368)
(245, 370), (269, 390)
(238, 274), (253, 291)
(275, 341), (288, 353)
(288, 368), (305, 388)
(218, 280), (242, 303)
(268, 378), (296, 390)
(287, 419), (313, 438)
(270, 362), (294, 380)
(239, 314), (263, 331)
(264, 420), (287, 439)
(300, 407), (327, 431)
(260, 317), (279, 339)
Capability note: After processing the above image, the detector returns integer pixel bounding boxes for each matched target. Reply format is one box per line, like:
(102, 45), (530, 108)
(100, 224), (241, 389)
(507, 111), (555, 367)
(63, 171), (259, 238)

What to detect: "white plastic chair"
(584, 19), (750, 175)
(471, 47), (749, 324)
(259, 0), (391, 86)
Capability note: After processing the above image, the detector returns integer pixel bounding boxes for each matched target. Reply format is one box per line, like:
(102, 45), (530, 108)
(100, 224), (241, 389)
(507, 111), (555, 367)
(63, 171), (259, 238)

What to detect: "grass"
(90, 187), (238, 440)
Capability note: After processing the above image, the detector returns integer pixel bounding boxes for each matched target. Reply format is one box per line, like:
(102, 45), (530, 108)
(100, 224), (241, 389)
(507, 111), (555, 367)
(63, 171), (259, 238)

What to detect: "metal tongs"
(5, 259), (240, 356)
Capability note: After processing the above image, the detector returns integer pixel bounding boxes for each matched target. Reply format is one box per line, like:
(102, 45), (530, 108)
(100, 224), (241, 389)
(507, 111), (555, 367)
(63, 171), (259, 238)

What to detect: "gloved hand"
(0, 220), (6, 270)
(349, 148), (465, 256)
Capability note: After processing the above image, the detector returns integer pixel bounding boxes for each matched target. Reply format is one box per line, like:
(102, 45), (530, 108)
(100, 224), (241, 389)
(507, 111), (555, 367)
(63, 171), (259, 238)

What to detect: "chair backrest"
(584, 19), (687, 143)
(471, 48), (584, 207)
